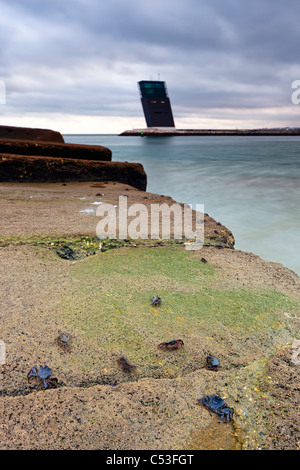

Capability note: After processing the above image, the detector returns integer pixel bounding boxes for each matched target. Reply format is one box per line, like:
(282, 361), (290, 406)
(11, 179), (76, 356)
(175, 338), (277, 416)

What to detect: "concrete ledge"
(0, 125), (64, 142)
(0, 139), (112, 161)
(0, 154), (147, 190)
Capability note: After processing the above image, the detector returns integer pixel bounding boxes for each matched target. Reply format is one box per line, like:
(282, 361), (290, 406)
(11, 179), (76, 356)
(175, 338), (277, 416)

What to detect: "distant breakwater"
(120, 128), (300, 136)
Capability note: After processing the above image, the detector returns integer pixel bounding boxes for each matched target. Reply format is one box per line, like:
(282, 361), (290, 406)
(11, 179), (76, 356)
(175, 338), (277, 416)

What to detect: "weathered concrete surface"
(0, 125), (64, 143)
(0, 181), (231, 245)
(0, 181), (299, 450)
(0, 168), (298, 452)
(0, 139), (112, 161)
(0, 242), (298, 450)
(0, 155), (146, 190)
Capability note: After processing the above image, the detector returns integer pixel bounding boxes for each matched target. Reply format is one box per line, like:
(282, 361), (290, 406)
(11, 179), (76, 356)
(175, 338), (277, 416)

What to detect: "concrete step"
(0, 153), (146, 191)
(0, 125), (64, 143)
(0, 139), (112, 161)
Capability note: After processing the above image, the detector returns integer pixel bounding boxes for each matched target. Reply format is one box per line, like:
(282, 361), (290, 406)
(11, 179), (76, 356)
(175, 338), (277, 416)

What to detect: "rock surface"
(0, 181), (230, 244)
(0, 242), (298, 450)
(0, 139), (112, 161)
(0, 127), (155, 188)
(0, 155), (146, 190)
(0, 125), (64, 143)
(0, 181), (299, 450)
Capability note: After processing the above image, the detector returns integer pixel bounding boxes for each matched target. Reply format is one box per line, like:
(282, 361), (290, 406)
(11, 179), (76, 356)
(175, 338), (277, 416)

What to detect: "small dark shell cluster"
(56, 332), (71, 353)
(206, 355), (220, 371)
(27, 365), (58, 390)
(117, 356), (136, 373)
(197, 394), (234, 422)
(150, 296), (162, 306)
(158, 339), (184, 351)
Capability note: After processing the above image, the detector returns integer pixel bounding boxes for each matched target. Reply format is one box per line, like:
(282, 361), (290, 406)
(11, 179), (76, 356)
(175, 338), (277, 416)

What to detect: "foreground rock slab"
(0, 242), (298, 450)
(0, 181), (298, 450)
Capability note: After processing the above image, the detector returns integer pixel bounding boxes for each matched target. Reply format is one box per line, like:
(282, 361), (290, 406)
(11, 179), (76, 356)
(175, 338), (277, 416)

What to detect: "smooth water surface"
(64, 134), (300, 275)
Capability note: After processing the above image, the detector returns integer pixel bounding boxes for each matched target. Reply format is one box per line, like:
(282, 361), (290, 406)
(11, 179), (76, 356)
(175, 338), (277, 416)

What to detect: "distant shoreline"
(120, 128), (300, 136)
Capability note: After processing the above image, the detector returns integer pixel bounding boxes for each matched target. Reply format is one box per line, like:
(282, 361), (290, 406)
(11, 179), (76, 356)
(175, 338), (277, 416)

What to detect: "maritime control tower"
(138, 80), (175, 128)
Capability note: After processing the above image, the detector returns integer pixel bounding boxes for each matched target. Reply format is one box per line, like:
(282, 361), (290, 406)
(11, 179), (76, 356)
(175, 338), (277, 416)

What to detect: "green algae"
(55, 245), (299, 379)
(0, 235), (188, 259)
(0, 232), (232, 261)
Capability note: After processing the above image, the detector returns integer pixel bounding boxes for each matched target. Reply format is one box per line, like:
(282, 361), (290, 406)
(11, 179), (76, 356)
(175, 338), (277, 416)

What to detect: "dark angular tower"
(138, 80), (175, 128)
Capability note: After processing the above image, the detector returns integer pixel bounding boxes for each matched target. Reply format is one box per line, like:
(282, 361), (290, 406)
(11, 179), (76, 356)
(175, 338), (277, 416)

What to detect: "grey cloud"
(1, 0), (300, 124)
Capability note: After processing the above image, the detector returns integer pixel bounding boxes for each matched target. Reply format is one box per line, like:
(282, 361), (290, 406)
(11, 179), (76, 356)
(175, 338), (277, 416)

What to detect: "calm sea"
(64, 134), (300, 276)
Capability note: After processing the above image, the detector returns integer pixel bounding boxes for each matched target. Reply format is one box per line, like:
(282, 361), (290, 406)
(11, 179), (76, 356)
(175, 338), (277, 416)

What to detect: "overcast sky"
(0, 0), (300, 133)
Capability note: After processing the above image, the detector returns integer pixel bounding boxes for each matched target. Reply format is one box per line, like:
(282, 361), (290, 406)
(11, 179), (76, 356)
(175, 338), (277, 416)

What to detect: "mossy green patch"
(57, 246), (299, 378)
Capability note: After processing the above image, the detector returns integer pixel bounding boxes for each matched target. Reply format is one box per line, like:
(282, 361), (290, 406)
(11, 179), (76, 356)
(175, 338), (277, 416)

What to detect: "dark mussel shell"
(206, 355), (219, 370)
(117, 356), (136, 373)
(158, 339), (184, 351)
(150, 296), (162, 306)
